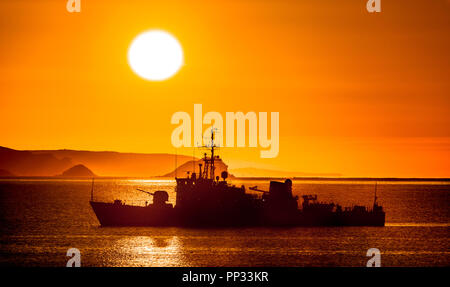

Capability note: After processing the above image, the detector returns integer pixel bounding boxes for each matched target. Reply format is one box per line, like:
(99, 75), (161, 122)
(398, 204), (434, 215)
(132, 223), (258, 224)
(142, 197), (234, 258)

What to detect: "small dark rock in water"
(61, 164), (95, 177)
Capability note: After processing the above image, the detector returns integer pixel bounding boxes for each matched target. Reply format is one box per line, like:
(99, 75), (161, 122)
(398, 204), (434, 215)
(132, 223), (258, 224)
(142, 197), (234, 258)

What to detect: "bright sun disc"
(128, 30), (183, 81)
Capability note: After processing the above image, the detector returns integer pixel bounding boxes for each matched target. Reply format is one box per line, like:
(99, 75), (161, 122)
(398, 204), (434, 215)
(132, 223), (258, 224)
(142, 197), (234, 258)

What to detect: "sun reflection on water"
(114, 236), (185, 267)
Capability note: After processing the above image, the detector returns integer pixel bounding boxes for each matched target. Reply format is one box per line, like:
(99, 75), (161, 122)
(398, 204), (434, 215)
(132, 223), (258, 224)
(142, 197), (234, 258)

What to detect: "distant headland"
(60, 164), (95, 177)
(1, 146), (448, 181)
(0, 146), (192, 177)
(0, 146), (338, 179)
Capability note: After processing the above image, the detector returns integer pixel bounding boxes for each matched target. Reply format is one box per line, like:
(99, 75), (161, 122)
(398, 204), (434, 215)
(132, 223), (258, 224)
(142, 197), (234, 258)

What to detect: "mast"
(202, 153), (208, 179)
(90, 177), (94, 201)
(373, 182), (378, 207)
(175, 149), (177, 179)
(210, 129), (215, 180)
(199, 129), (218, 180)
(193, 145), (196, 174)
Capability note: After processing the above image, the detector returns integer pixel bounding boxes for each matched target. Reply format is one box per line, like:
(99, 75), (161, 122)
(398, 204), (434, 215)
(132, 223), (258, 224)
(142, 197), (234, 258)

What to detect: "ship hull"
(90, 201), (385, 227)
(90, 201), (175, 226)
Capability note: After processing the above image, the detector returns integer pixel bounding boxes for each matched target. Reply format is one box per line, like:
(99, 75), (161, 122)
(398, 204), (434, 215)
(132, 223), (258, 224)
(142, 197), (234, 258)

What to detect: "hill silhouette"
(61, 164), (95, 177)
(0, 146), (193, 177)
(0, 146), (340, 178)
(0, 168), (14, 177)
(0, 146), (72, 176)
(163, 157), (233, 178)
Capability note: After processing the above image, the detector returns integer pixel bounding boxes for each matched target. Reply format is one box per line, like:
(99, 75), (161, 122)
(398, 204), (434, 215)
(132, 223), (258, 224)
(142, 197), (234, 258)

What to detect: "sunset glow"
(0, 0), (449, 177)
(128, 30), (183, 81)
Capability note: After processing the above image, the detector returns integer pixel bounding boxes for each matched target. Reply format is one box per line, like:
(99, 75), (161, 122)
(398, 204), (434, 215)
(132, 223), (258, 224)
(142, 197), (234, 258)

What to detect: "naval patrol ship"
(90, 133), (385, 227)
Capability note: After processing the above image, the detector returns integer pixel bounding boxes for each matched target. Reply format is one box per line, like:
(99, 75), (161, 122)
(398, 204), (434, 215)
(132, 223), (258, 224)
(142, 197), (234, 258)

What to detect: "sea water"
(0, 179), (448, 266)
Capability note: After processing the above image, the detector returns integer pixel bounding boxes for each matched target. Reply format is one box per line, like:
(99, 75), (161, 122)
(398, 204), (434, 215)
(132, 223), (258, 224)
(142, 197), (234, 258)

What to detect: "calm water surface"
(0, 179), (448, 266)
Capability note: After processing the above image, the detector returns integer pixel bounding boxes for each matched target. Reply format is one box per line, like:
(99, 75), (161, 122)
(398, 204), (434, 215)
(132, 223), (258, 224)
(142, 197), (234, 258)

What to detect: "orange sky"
(0, 0), (449, 177)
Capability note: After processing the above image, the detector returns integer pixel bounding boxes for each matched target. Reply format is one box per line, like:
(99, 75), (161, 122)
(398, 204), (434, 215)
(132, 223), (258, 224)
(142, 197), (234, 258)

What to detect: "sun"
(127, 30), (184, 81)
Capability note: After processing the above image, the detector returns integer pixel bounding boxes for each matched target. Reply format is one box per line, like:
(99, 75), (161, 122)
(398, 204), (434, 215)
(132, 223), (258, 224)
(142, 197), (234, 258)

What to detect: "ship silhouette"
(90, 132), (385, 227)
